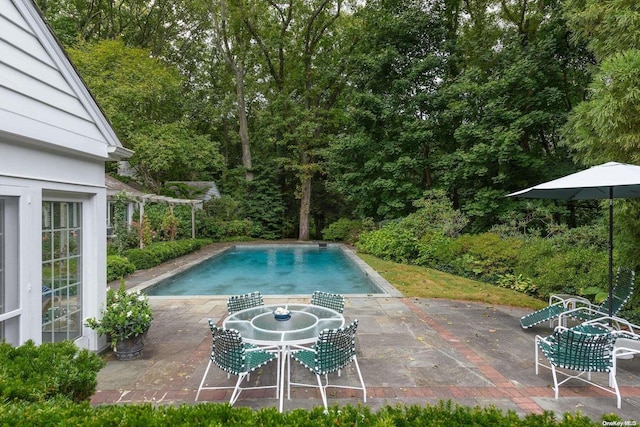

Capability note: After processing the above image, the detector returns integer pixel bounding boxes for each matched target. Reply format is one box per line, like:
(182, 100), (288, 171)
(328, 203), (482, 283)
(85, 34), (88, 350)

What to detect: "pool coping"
(130, 242), (403, 298)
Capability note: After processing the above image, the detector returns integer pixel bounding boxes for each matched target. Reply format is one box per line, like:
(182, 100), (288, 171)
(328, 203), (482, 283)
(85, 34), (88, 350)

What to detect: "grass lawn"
(358, 253), (547, 310)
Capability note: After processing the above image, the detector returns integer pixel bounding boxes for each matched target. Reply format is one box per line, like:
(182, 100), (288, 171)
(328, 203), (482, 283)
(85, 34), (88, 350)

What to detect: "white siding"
(0, 0), (115, 158)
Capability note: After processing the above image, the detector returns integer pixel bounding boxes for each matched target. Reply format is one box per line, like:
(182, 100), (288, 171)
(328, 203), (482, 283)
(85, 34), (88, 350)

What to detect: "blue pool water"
(145, 245), (383, 296)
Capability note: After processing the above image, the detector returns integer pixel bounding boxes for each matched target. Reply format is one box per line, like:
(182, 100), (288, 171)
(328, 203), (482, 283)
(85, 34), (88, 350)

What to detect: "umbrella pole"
(609, 187), (614, 317)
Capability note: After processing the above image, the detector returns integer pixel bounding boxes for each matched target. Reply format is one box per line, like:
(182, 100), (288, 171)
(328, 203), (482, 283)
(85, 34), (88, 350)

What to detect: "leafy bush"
(496, 273), (538, 296)
(0, 341), (104, 403)
(356, 222), (426, 263)
(322, 218), (367, 243)
(107, 255), (135, 282)
(198, 219), (254, 241)
(0, 400), (605, 426)
(123, 238), (212, 270)
(85, 281), (153, 349)
(142, 204), (194, 240)
(515, 238), (608, 299)
(443, 233), (523, 282)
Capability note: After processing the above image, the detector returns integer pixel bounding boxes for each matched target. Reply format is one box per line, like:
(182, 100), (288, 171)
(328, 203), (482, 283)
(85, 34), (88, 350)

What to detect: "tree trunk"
(235, 63), (253, 181)
(298, 172), (312, 241)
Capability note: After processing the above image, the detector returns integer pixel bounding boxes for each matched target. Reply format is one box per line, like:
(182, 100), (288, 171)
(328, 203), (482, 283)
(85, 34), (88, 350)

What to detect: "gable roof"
(0, 0), (132, 160)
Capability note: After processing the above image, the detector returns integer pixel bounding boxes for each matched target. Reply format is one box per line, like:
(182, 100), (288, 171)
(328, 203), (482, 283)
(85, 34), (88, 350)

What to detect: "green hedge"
(106, 255), (136, 282)
(0, 400), (610, 426)
(0, 341), (104, 403)
(122, 238), (212, 270)
(357, 227), (612, 302)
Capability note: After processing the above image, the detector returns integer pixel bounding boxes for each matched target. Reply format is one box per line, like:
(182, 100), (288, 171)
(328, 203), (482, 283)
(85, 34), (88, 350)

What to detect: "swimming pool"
(144, 244), (398, 296)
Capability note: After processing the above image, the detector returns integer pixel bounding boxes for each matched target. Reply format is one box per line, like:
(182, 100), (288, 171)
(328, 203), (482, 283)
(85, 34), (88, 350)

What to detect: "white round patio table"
(223, 303), (344, 411)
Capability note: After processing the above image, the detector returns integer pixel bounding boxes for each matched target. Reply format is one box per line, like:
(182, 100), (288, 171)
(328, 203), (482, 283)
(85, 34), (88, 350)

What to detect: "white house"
(0, 0), (132, 350)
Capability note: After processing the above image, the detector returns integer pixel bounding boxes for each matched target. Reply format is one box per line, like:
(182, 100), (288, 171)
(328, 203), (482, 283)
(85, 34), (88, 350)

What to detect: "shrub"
(0, 401), (604, 426)
(85, 281), (153, 349)
(107, 255), (135, 282)
(515, 238), (608, 299)
(0, 340), (105, 403)
(322, 218), (364, 243)
(356, 223), (425, 263)
(198, 219), (254, 241)
(123, 238), (212, 270)
(444, 233), (523, 282)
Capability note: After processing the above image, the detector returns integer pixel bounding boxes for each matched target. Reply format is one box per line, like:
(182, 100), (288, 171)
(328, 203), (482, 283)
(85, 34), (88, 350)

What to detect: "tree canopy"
(37, 0), (640, 240)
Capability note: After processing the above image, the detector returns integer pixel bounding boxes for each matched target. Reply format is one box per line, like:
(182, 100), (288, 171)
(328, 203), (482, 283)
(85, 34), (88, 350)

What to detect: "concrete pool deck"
(96, 243), (640, 422)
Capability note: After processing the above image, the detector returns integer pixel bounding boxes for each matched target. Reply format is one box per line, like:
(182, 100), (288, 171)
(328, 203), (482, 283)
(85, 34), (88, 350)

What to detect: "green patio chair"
(576, 315), (640, 363)
(195, 321), (279, 404)
(311, 290), (345, 313)
(288, 320), (366, 409)
(535, 326), (622, 408)
(520, 267), (635, 329)
(227, 291), (264, 314)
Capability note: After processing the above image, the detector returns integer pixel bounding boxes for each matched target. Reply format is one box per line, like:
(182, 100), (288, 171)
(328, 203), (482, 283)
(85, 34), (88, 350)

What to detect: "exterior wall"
(0, 142), (108, 351)
(0, 0), (120, 158)
(0, 0), (127, 352)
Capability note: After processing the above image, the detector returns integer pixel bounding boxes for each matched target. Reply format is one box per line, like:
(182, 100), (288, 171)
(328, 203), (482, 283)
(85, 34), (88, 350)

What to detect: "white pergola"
(106, 175), (203, 247)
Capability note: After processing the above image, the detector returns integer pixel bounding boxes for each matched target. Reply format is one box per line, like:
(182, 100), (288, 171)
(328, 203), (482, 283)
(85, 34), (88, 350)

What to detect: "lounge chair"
(520, 268), (635, 329)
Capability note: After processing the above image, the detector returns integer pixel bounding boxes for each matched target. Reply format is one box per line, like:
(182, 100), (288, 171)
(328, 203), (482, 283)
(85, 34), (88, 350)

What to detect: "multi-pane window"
(42, 201), (82, 343)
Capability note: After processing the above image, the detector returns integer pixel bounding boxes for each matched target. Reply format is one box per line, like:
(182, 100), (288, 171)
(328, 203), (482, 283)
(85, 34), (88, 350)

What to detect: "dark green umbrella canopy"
(508, 162), (640, 315)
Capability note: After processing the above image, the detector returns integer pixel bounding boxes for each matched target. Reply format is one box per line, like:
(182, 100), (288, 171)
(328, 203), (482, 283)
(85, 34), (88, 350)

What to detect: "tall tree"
(326, 0), (451, 220)
(206, 0), (255, 181)
(244, 0), (360, 239)
(562, 0), (640, 165)
(68, 40), (224, 188)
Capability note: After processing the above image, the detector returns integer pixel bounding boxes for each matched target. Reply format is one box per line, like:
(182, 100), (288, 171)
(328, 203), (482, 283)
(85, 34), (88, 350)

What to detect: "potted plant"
(86, 280), (153, 360)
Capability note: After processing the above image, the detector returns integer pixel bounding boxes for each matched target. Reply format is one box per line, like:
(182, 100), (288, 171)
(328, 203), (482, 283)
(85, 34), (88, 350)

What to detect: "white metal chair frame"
(195, 320), (280, 405)
(287, 320), (366, 410)
(535, 326), (625, 407)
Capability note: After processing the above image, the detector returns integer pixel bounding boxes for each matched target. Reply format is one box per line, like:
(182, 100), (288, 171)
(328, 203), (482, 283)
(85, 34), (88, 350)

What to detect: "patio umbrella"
(507, 161), (640, 316)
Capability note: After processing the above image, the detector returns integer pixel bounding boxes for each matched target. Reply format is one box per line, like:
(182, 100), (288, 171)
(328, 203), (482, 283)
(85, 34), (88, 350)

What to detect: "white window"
(41, 201), (82, 342)
(0, 197), (20, 345)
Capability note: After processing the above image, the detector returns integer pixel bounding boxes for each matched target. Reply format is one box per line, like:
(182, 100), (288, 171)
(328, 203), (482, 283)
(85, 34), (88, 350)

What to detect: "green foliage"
(239, 165), (289, 240)
(160, 208), (179, 241)
(106, 255), (136, 282)
(0, 341), (104, 403)
(496, 273), (539, 296)
(122, 239), (212, 270)
(85, 281), (153, 349)
(67, 40), (183, 142)
(356, 223), (425, 264)
(110, 193), (131, 256)
(129, 121), (224, 189)
(204, 195), (242, 221)
(322, 218), (367, 243)
(563, 0), (640, 61)
(0, 400), (604, 426)
(198, 219), (255, 241)
(444, 233), (524, 282)
(142, 204), (192, 240)
(357, 191), (468, 263)
(515, 239), (609, 298)
(563, 49), (640, 165)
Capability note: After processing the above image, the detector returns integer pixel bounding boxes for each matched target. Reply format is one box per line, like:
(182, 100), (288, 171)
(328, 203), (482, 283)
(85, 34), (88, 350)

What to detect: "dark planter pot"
(114, 331), (147, 361)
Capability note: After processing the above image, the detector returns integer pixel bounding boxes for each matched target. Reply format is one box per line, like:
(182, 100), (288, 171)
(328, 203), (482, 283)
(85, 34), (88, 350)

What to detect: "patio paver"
(95, 244), (640, 422)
